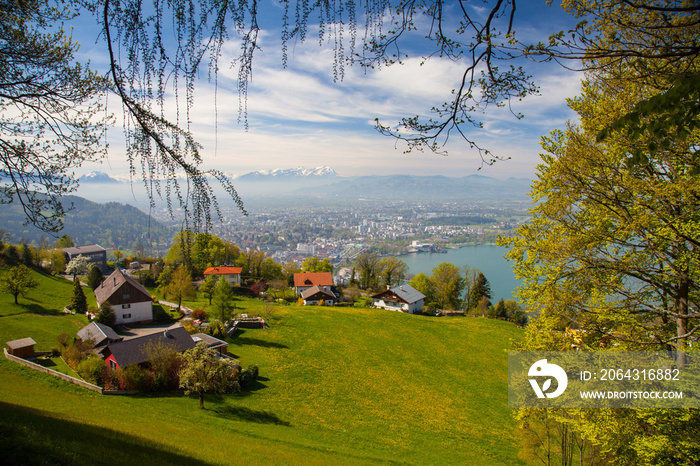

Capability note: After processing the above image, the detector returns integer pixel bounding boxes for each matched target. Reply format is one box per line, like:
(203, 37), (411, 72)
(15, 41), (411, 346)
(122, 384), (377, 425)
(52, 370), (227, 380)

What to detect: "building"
(203, 266), (243, 285)
(77, 322), (122, 347)
(300, 286), (336, 306)
(99, 327), (195, 370)
(372, 285), (426, 314)
(191, 333), (229, 355)
(5, 337), (37, 359)
(293, 272), (334, 295)
(94, 269), (153, 325)
(62, 244), (108, 272)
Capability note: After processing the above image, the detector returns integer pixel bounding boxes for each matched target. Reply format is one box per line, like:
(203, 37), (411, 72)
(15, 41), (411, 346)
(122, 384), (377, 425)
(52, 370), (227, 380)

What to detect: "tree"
(179, 342), (239, 409)
(469, 273), (492, 313)
(86, 265), (104, 290)
(429, 262), (464, 310)
(211, 276), (235, 322)
(70, 278), (88, 315)
(1, 264), (38, 304)
(113, 250), (123, 263)
(94, 300), (116, 327)
(56, 235), (74, 249)
(198, 275), (218, 305)
(163, 265), (196, 311)
(409, 273), (433, 306)
(356, 253), (382, 291)
(65, 255), (89, 279)
(461, 265), (482, 313)
(0, 1), (107, 232)
(301, 257), (333, 273)
(47, 249), (66, 275)
(379, 257), (409, 288)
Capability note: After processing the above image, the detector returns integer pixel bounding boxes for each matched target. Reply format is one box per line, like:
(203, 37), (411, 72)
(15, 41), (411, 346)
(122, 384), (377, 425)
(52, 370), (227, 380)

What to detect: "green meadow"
(0, 267), (528, 464)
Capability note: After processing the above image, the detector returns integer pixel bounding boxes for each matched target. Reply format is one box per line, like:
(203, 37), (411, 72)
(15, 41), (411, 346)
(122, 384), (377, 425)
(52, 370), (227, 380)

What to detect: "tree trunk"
(13, 293), (19, 304)
(199, 393), (205, 409)
(676, 278), (690, 368)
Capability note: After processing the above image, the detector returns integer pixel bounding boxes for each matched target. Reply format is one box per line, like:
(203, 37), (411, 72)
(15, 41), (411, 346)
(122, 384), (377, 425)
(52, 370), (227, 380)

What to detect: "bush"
(354, 296), (373, 308)
(239, 364), (259, 390)
(78, 356), (108, 385)
(118, 365), (153, 391)
(206, 319), (228, 339)
(192, 308), (207, 321)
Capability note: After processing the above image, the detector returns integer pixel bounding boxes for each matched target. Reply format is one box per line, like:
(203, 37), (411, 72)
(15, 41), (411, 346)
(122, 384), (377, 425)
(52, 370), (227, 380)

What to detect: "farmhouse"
(5, 337), (37, 359)
(94, 269), (153, 325)
(301, 285), (336, 306)
(203, 266), (242, 285)
(293, 272), (334, 296)
(99, 326), (195, 370)
(77, 322), (122, 347)
(62, 244), (108, 272)
(372, 285), (426, 314)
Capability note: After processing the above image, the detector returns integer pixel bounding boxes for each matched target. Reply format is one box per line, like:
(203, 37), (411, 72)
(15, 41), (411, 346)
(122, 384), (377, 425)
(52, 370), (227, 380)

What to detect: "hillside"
(0, 270), (527, 464)
(0, 194), (174, 249)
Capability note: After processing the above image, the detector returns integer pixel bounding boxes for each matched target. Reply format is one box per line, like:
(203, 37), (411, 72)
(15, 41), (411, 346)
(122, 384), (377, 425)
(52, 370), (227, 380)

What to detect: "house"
(99, 326), (195, 370)
(203, 266), (242, 285)
(77, 322), (122, 347)
(94, 269), (153, 325)
(372, 284), (426, 314)
(191, 333), (229, 355)
(62, 244), (108, 272)
(300, 285), (336, 306)
(6, 337), (37, 359)
(293, 272), (334, 295)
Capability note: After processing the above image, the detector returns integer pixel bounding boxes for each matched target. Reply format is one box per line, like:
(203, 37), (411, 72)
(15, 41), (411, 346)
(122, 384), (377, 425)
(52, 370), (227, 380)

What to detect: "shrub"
(239, 364), (259, 390)
(94, 302), (116, 327)
(192, 308), (207, 321)
(118, 365), (153, 391)
(78, 356), (108, 385)
(354, 296), (372, 308)
(57, 332), (71, 349)
(206, 319), (228, 339)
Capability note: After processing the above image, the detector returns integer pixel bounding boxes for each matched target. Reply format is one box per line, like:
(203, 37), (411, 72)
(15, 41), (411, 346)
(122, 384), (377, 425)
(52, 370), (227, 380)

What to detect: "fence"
(4, 348), (103, 393)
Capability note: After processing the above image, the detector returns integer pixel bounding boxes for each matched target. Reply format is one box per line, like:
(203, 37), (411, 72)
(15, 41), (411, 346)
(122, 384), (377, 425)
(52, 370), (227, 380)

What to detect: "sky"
(73, 1), (583, 182)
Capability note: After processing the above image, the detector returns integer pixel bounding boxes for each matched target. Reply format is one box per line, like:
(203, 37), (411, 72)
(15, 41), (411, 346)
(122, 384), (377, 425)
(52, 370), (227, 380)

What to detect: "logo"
(528, 359), (568, 398)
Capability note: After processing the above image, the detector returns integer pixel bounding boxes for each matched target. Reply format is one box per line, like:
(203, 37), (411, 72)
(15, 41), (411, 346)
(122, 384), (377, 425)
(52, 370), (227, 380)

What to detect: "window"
(122, 313), (131, 319)
(123, 293), (130, 299)
(122, 304), (131, 309)
(109, 360), (117, 370)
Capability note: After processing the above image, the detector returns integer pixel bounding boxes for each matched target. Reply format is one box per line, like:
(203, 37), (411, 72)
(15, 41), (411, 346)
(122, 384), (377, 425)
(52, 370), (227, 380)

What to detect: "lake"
(400, 244), (521, 302)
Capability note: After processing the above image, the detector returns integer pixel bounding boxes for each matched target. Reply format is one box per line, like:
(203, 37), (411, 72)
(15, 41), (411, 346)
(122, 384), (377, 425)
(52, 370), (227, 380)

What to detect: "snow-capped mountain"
(78, 171), (123, 183)
(236, 166), (338, 180)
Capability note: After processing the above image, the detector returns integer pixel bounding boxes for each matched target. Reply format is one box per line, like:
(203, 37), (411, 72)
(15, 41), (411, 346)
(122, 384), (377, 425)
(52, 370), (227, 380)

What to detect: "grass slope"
(1, 272), (527, 464)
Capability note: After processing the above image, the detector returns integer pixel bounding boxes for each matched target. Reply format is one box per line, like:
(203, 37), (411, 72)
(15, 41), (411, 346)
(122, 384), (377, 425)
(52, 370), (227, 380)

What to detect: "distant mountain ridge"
(236, 166), (338, 180)
(79, 171), (123, 184)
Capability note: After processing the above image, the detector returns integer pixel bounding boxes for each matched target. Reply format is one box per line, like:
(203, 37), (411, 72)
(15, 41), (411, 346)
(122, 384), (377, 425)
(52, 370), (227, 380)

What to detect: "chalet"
(94, 269), (153, 325)
(203, 266), (242, 285)
(6, 337), (37, 359)
(301, 286), (336, 306)
(372, 284), (426, 314)
(99, 326), (195, 370)
(191, 333), (229, 355)
(293, 272), (334, 296)
(62, 244), (108, 272)
(77, 322), (122, 347)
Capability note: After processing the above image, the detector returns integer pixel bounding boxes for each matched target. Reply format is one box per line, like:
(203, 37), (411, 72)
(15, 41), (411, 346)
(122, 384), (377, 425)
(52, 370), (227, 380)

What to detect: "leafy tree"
(281, 261), (302, 286)
(1, 264), (38, 304)
(70, 278), (88, 315)
(236, 248), (266, 279)
(94, 300), (116, 327)
(113, 250), (123, 262)
(356, 253), (382, 291)
(198, 275), (218, 305)
(379, 257), (409, 288)
(342, 285), (362, 304)
(179, 342), (239, 409)
(65, 255), (89, 279)
(20, 244), (34, 266)
(86, 265), (104, 290)
(409, 273), (433, 306)
(461, 265), (482, 313)
(211, 276), (235, 322)
(429, 262), (464, 310)
(301, 257), (333, 273)
(163, 265), (196, 311)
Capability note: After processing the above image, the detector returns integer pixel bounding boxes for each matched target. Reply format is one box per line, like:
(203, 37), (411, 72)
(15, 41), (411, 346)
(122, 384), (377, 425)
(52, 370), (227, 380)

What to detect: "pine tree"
(70, 278), (88, 315)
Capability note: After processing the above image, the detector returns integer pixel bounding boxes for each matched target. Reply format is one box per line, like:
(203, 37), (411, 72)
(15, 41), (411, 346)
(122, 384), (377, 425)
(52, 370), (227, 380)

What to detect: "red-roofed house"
(293, 272), (334, 296)
(203, 266), (242, 285)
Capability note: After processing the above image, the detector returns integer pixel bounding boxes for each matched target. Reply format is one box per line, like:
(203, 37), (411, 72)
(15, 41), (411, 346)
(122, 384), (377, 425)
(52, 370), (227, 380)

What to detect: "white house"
(203, 266), (242, 285)
(371, 284), (426, 314)
(94, 269), (153, 325)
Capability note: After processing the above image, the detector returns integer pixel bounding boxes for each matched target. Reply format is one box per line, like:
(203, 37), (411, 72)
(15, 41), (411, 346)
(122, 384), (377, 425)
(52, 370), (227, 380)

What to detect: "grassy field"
(1, 266), (528, 464)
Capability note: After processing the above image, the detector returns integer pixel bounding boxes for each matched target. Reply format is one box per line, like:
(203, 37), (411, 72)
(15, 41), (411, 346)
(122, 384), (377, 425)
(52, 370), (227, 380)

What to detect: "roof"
(62, 244), (106, 256)
(94, 269), (152, 304)
(372, 284), (425, 304)
(77, 322), (122, 346)
(6, 337), (37, 349)
(191, 333), (228, 350)
(301, 285), (336, 300)
(203, 266), (243, 275)
(293, 272), (334, 288)
(103, 326), (195, 368)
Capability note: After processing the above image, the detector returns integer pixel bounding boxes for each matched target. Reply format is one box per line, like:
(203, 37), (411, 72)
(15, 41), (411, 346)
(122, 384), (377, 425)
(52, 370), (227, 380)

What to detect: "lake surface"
(401, 244), (521, 302)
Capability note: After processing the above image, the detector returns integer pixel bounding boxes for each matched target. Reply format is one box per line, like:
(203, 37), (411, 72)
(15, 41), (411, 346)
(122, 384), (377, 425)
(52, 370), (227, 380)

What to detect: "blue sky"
(74, 1), (582, 181)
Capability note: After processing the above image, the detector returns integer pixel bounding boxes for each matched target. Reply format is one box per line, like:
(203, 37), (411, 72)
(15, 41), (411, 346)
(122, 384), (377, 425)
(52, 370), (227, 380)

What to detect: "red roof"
(293, 272), (333, 288)
(203, 266), (243, 275)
